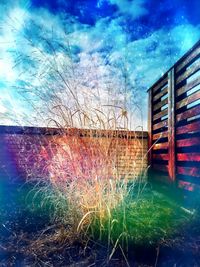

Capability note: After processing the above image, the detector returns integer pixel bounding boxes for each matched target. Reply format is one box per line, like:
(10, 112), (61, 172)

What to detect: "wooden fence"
(148, 40), (200, 191)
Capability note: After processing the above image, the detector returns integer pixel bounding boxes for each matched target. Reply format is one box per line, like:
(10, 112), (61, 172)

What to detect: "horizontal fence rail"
(148, 40), (200, 191)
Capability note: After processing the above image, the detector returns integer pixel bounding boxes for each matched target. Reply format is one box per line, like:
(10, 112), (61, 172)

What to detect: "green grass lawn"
(89, 186), (191, 249)
(0, 178), (198, 266)
(0, 179), (191, 246)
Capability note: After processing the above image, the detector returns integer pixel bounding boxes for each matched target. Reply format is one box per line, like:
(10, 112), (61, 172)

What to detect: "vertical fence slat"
(148, 89), (152, 167)
(168, 68), (176, 181)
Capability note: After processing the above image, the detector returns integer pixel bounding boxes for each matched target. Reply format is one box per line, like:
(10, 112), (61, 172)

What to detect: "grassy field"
(1, 177), (199, 266)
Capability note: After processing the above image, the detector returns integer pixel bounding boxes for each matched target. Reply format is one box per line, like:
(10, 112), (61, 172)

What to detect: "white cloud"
(0, 101), (7, 113)
(0, 7), (29, 84)
(107, 0), (148, 18)
(0, 2), (200, 130)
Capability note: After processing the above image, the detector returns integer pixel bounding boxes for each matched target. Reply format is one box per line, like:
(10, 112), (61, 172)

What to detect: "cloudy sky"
(0, 0), (200, 129)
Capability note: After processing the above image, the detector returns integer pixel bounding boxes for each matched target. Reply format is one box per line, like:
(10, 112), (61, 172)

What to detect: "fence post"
(168, 68), (176, 182)
(148, 89), (152, 167)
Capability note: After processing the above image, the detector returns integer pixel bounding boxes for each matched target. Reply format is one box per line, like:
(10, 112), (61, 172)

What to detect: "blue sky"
(0, 0), (200, 129)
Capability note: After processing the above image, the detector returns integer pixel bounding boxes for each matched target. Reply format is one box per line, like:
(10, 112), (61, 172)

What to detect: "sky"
(0, 0), (200, 129)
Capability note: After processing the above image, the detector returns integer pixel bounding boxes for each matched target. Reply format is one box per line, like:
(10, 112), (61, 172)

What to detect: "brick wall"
(0, 126), (148, 181)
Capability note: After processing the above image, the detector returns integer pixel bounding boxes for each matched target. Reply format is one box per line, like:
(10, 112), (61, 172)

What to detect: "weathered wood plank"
(148, 89), (152, 166)
(177, 137), (200, 147)
(153, 120), (168, 131)
(153, 153), (169, 161)
(153, 142), (168, 150)
(153, 109), (168, 121)
(176, 60), (200, 85)
(177, 153), (200, 161)
(176, 121), (200, 135)
(153, 174), (172, 185)
(176, 45), (200, 73)
(153, 164), (168, 172)
(168, 69), (176, 181)
(153, 87), (168, 102)
(176, 77), (200, 97)
(153, 98), (168, 112)
(176, 90), (200, 109)
(176, 105), (200, 122)
(153, 131), (168, 140)
(177, 166), (200, 177)
(153, 77), (168, 94)
(178, 180), (200, 191)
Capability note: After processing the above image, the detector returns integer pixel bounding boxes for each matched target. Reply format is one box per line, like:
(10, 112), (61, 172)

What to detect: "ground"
(1, 177), (200, 267)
